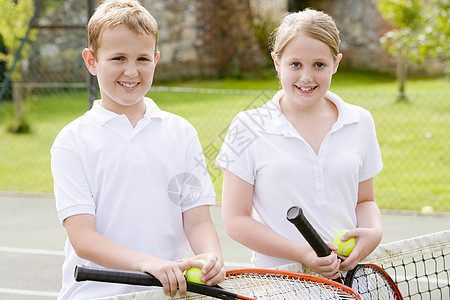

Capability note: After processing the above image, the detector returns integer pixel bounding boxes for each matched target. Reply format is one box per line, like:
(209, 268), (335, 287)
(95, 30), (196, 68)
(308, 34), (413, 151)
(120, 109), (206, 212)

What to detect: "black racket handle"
(286, 206), (331, 257)
(286, 206), (344, 284)
(74, 265), (241, 300)
(75, 264), (163, 286)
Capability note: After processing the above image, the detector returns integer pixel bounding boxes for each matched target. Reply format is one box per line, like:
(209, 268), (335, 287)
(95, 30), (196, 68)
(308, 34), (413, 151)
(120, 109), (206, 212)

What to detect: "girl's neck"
(280, 95), (331, 118)
(280, 95), (338, 154)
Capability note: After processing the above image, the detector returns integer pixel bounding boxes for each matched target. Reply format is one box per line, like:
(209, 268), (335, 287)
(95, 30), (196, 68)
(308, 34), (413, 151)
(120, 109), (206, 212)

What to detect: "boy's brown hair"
(88, 0), (158, 59)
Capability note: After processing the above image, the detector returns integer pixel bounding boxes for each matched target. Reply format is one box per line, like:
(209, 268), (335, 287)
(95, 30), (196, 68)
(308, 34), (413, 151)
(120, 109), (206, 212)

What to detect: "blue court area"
(0, 192), (449, 299)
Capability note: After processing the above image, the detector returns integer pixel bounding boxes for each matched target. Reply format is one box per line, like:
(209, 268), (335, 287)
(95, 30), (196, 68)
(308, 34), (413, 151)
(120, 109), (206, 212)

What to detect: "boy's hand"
(142, 258), (189, 298)
(303, 242), (341, 279)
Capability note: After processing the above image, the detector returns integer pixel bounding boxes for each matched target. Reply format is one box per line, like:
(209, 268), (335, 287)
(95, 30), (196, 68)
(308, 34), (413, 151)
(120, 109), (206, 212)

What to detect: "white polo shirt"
(216, 90), (383, 268)
(51, 97), (215, 300)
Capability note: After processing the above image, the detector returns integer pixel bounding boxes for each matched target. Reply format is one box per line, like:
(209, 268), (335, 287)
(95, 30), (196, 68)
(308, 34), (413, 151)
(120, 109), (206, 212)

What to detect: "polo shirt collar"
(256, 90), (360, 134)
(88, 97), (164, 126)
(326, 91), (360, 126)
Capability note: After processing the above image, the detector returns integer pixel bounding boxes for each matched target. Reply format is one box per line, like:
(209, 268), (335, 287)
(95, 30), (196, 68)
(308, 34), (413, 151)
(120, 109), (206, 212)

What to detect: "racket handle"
(286, 206), (331, 257)
(75, 264), (163, 286)
(287, 206), (345, 285)
(74, 265), (244, 300)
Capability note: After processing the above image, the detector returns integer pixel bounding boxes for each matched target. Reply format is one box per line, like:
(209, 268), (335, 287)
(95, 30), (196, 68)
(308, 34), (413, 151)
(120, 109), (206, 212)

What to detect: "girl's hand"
(303, 242), (341, 279)
(339, 228), (382, 271)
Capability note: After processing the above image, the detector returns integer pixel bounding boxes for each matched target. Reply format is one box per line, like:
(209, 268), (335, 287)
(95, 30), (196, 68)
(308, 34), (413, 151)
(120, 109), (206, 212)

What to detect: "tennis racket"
(286, 206), (403, 300)
(75, 264), (362, 299)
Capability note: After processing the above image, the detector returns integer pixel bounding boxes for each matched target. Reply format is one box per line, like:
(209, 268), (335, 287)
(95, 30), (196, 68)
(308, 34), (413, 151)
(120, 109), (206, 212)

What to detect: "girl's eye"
(112, 57), (124, 61)
(290, 62), (300, 68)
(315, 62), (326, 68)
(138, 57), (150, 62)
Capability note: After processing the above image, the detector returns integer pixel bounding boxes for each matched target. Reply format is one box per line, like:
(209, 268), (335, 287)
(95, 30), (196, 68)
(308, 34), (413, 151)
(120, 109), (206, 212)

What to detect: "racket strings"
(222, 273), (358, 299)
(350, 267), (399, 300)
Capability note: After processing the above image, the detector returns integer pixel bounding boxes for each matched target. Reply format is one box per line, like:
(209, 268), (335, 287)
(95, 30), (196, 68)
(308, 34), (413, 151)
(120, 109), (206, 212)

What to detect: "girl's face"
(272, 32), (341, 109)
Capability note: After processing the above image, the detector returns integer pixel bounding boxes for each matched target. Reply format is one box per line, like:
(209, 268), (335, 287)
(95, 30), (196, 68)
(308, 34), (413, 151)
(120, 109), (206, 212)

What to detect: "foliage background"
(0, 0), (449, 213)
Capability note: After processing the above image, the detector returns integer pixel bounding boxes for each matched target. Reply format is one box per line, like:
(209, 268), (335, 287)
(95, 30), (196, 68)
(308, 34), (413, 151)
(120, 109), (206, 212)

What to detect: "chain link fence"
(1, 84), (449, 212)
(0, 0), (449, 213)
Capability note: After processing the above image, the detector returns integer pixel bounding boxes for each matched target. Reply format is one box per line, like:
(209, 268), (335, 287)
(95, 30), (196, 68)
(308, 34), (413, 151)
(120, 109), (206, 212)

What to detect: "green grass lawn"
(1, 71), (449, 212)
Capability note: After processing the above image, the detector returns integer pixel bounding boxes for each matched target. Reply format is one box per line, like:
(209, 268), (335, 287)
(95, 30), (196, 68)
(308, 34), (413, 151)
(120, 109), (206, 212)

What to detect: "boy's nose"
(124, 63), (138, 78)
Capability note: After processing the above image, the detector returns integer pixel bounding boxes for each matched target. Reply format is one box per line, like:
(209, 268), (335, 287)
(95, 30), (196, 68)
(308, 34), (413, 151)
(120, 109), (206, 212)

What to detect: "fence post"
(9, 82), (29, 133)
(87, 0), (97, 108)
(13, 83), (25, 122)
(396, 51), (408, 102)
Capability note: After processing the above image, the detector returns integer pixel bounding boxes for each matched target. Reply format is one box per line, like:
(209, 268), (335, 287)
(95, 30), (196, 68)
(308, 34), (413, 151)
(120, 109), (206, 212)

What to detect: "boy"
(51, 1), (225, 299)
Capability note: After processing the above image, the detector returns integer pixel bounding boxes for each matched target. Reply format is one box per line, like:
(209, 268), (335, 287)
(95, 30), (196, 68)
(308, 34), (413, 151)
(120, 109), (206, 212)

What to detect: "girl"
(216, 9), (383, 279)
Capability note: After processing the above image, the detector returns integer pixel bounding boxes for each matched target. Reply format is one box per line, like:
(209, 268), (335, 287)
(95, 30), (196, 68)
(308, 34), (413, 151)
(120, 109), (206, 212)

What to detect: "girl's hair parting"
(271, 8), (340, 61)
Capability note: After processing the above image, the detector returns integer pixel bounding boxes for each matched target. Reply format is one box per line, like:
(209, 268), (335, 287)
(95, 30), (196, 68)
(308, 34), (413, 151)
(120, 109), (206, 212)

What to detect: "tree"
(0, 0), (38, 133)
(0, 34), (12, 100)
(377, 0), (450, 100)
(0, 0), (36, 84)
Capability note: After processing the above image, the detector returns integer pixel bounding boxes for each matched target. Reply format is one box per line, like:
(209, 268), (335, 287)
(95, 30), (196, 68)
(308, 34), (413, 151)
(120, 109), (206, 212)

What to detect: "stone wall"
(293, 0), (396, 72)
(143, 0), (264, 80)
(22, 0), (442, 84)
(142, 0), (205, 80)
(25, 1), (88, 83)
(142, 0), (398, 77)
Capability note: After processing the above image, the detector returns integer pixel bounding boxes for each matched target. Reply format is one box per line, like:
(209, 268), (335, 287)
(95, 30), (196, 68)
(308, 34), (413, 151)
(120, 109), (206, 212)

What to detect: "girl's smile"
(273, 32), (341, 110)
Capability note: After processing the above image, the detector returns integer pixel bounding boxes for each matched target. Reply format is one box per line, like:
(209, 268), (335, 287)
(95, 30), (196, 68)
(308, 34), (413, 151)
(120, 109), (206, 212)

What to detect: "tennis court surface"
(0, 192), (448, 299)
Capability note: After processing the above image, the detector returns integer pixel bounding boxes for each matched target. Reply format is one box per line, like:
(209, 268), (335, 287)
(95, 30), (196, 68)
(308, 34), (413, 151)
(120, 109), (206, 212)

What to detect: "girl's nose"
(298, 67), (313, 82)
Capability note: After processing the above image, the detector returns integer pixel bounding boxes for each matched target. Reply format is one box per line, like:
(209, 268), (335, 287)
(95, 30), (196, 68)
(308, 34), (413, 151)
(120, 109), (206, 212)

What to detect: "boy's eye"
(290, 62), (301, 68)
(112, 56), (125, 61)
(138, 57), (151, 62)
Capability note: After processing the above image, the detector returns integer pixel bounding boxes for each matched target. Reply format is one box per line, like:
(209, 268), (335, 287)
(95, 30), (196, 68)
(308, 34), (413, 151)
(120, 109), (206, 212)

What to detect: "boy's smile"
(84, 24), (159, 114)
(118, 81), (139, 88)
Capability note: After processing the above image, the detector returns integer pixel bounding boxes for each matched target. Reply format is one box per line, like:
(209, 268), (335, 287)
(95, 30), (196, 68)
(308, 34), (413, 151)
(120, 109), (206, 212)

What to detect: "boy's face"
(83, 25), (159, 110)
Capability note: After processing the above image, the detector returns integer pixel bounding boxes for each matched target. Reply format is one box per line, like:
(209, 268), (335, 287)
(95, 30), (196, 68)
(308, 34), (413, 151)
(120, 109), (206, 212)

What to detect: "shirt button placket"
(316, 137), (328, 205)
(128, 137), (139, 159)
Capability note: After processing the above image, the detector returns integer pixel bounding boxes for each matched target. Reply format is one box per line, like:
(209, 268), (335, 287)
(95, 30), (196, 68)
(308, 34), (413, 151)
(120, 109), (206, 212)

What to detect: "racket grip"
(75, 264), (163, 287)
(75, 265), (243, 300)
(286, 206), (331, 257)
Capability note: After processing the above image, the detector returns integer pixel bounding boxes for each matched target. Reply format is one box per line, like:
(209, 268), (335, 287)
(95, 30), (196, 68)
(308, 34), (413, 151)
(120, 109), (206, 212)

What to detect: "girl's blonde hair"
(88, 0), (158, 59)
(271, 9), (340, 61)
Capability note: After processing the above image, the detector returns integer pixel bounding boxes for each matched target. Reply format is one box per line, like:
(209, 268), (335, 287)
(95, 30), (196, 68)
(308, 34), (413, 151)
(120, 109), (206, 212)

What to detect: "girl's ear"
(333, 53), (343, 74)
(82, 48), (97, 75)
(271, 52), (280, 74)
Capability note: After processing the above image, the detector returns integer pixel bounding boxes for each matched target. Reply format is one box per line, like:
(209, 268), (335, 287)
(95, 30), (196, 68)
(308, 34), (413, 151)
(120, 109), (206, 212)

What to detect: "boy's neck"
(100, 98), (147, 128)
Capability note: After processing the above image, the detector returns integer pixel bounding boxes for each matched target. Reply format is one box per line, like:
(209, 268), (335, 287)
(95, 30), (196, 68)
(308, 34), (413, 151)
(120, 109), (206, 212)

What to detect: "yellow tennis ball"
(333, 230), (356, 256)
(421, 205), (434, 214)
(185, 260), (206, 284)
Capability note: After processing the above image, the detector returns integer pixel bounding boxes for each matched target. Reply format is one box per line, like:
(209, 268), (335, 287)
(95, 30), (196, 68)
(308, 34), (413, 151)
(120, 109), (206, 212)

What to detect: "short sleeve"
(359, 112), (383, 181)
(177, 126), (216, 212)
(51, 128), (95, 225)
(216, 112), (259, 185)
